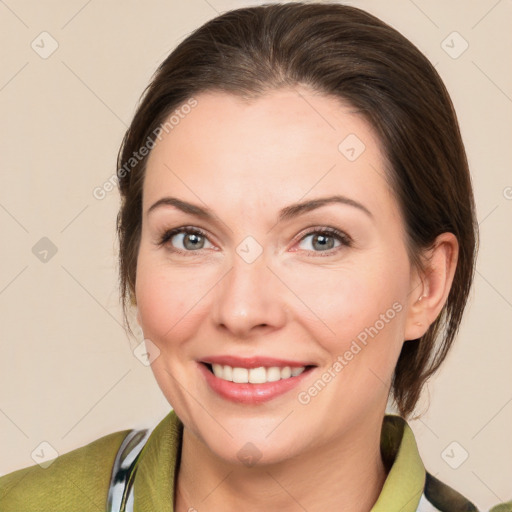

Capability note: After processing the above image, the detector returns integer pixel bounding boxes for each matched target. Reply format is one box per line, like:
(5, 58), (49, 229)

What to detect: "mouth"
(197, 358), (317, 404)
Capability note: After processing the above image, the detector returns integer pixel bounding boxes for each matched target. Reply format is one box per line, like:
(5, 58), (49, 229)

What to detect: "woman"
(0, 3), (509, 511)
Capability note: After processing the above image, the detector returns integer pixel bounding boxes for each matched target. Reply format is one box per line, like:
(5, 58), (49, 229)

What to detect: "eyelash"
(156, 225), (352, 257)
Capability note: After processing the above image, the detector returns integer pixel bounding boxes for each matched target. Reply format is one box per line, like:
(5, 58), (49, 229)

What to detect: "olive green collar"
(372, 415), (425, 511)
(132, 411), (425, 511)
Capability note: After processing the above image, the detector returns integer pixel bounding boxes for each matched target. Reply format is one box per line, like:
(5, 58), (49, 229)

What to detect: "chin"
(211, 435), (302, 468)
(186, 410), (306, 465)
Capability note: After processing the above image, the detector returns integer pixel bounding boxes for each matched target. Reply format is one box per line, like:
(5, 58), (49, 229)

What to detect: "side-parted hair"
(116, 2), (478, 418)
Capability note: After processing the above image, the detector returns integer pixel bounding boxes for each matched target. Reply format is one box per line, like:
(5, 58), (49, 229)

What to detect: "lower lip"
(198, 363), (314, 404)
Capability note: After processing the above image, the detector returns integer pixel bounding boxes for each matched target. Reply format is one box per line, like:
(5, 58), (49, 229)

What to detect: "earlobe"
(404, 233), (459, 341)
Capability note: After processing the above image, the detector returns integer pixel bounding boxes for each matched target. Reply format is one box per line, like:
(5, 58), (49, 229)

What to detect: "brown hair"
(116, 2), (478, 418)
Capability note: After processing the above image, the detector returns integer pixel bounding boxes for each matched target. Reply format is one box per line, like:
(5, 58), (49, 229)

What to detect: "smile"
(198, 357), (316, 404)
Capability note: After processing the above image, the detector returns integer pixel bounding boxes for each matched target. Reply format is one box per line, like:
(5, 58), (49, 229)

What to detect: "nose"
(210, 253), (288, 340)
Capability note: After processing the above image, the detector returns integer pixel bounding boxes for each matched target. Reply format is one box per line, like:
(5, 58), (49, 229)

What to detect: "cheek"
(286, 252), (409, 360)
(135, 247), (218, 351)
(135, 251), (206, 344)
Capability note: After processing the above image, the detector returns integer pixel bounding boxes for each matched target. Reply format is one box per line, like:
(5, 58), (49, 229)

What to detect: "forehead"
(143, 87), (396, 223)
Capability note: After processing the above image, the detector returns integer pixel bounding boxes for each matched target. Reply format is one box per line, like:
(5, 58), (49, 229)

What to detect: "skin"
(135, 86), (458, 512)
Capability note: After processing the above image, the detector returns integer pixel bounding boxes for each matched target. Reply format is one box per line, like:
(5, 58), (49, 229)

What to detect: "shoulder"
(0, 429), (130, 512)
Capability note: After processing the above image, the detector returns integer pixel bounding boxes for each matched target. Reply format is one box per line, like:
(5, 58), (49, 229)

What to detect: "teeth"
(267, 367), (281, 382)
(281, 366), (291, 379)
(210, 364), (306, 383)
(232, 367), (248, 383)
(291, 367), (304, 376)
(223, 365), (233, 382)
(248, 366), (266, 384)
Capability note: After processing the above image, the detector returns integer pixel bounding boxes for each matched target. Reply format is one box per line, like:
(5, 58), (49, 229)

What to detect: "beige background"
(0, 0), (511, 509)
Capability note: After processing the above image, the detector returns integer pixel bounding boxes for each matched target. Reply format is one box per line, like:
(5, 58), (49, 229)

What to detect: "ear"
(404, 232), (459, 341)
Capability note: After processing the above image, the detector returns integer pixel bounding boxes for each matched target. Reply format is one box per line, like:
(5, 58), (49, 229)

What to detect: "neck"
(174, 412), (388, 512)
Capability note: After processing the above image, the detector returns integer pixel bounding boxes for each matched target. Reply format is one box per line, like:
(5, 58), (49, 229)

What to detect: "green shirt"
(0, 411), (510, 511)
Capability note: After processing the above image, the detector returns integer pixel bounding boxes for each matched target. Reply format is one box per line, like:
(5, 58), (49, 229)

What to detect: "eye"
(157, 226), (214, 254)
(295, 227), (352, 255)
(157, 225), (352, 257)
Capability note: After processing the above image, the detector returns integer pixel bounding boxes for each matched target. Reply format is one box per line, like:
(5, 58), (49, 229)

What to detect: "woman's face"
(135, 87), (421, 465)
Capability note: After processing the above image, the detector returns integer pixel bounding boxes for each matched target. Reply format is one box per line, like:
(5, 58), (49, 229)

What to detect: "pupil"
(185, 233), (202, 250)
(314, 234), (333, 250)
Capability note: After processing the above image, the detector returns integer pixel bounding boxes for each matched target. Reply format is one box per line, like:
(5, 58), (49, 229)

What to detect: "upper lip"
(201, 355), (315, 369)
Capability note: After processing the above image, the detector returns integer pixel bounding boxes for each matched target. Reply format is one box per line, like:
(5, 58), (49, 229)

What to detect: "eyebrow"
(147, 195), (373, 222)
